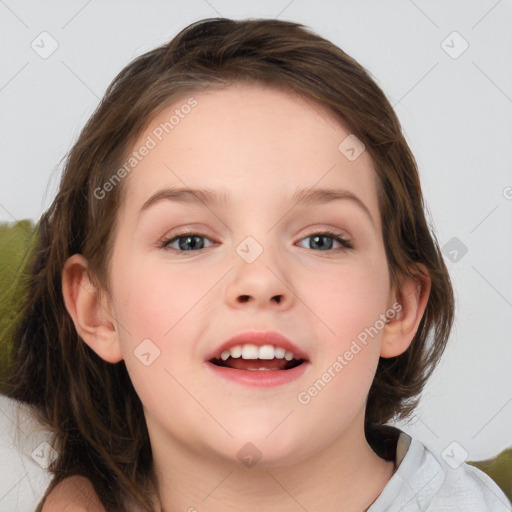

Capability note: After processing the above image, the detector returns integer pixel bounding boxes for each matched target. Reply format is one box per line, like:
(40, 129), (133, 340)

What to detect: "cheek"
(110, 255), (220, 391)
(297, 264), (387, 420)
(305, 256), (390, 343)
(111, 255), (210, 339)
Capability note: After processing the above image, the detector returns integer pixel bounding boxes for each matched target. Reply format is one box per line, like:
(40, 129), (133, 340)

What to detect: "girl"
(6, 17), (511, 512)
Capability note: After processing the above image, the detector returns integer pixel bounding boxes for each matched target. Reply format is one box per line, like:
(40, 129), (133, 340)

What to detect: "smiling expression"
(103, 82), (397, 466)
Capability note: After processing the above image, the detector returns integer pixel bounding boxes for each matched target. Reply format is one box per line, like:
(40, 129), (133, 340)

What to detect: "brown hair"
(6, 17), (454, 511)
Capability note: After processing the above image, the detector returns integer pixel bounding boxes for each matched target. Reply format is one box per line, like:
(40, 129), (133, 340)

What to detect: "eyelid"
(300, 226), (351, 241)
(159, 225), (214, 241)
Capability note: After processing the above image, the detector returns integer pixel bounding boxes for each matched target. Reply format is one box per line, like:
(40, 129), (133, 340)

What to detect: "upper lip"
(205, 330), (310, 362)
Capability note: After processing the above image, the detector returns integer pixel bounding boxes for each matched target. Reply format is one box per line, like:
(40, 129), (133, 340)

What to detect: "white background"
(1, 0), (511, 510)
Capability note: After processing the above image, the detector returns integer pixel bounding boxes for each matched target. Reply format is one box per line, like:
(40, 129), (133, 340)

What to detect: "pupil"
(311, 235), (332, 250)
(179, 235), (203, 251)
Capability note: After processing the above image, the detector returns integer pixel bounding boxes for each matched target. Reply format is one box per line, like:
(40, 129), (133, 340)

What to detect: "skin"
(41, 475), (107, 511)
(59, 83), (430, 512)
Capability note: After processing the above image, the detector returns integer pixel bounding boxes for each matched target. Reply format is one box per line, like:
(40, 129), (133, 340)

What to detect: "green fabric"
(0, 220), (511, 503)
(469, 449), (512, 501)
(0, 220), (37, 393)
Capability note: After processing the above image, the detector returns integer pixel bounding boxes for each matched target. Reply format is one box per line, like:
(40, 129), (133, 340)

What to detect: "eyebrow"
(138, 186), (374, 226)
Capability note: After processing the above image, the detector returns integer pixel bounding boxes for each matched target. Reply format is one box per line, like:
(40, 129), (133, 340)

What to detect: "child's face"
(106, 83), (397, 465)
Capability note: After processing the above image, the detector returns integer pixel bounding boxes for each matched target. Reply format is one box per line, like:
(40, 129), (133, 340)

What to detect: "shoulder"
(406, 436), (511, 512)
(370, 431), (512, 512)
(41, 475), (107, 512)
(427, 460), (512, 511)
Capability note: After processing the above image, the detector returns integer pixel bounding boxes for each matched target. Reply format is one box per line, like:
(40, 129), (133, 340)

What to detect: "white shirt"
(0, 395), (510, 511)
(367, 429), (512, 511)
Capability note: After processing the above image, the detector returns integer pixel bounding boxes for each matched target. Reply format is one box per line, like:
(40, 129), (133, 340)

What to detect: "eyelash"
(159, 229), (354, 253)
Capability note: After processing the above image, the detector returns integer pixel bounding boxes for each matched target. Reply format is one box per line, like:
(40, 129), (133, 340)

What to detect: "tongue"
(223, 357), (290, 371)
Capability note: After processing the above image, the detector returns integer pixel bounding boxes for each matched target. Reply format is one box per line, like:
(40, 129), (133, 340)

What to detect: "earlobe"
(61, 254), (123, 363)
(380, 263), (431, 358)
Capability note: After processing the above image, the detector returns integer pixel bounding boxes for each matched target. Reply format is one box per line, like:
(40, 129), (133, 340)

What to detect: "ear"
(380, 263), (431, 358)
(61, 254), (123, 363)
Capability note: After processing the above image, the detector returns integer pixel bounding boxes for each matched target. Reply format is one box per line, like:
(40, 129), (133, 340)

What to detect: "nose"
(226, 253), (294, 311)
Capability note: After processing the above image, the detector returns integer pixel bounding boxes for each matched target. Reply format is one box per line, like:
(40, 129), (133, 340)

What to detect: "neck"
(147, 410), (395, 512)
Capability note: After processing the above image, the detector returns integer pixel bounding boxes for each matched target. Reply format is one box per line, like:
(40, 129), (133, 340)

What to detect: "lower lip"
(204, 361), (309, 388)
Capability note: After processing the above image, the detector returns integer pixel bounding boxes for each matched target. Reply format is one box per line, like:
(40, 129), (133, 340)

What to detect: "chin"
(212, 425), (315, 469)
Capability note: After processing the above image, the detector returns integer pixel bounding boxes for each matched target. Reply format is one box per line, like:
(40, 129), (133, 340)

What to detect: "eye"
(160, 231), (215, 252)
(159, 229), (353, 253)
(297, 230), (353, 252)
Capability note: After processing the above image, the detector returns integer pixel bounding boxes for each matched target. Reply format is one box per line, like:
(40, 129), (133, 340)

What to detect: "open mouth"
(204, 339), (310, 384)
(209, 356), (305, 371)
(205, 341), (309, 386)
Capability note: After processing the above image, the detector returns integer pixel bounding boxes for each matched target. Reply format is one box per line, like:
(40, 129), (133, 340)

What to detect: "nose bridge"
(229, 198), (281, 265)
(233, 192), (290, 263)
(226, 225), (292, 307)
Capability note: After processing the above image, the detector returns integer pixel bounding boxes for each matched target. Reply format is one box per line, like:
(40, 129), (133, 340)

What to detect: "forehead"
(119, 83), (379, 224)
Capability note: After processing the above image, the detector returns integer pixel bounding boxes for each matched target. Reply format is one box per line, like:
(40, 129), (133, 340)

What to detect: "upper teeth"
(220, 344), (295, 361)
